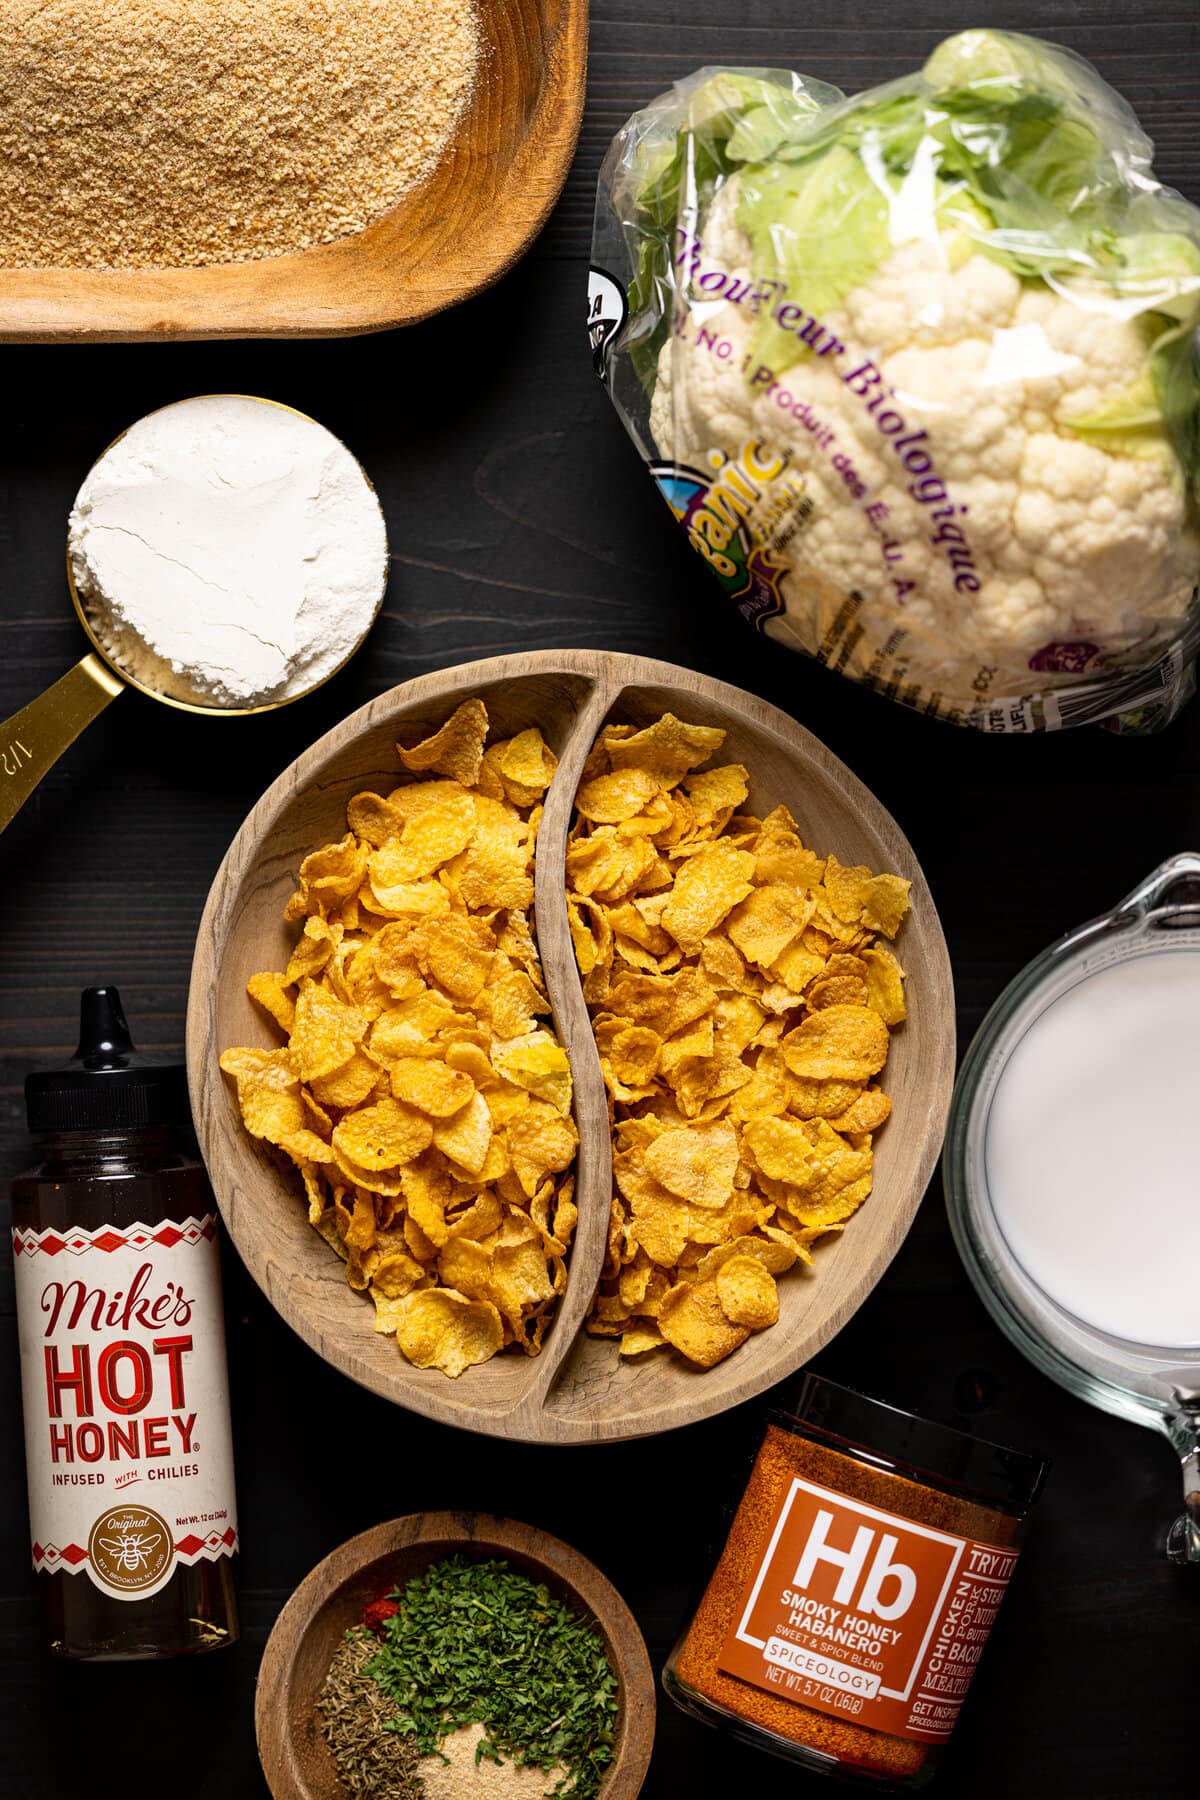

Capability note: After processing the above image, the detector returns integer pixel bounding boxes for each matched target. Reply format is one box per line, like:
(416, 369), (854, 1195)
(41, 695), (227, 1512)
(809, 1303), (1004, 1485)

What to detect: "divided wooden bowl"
(0, 0), (586, 342)
(255, 1511), (655, 1800)
(187, 650), (955, 1443)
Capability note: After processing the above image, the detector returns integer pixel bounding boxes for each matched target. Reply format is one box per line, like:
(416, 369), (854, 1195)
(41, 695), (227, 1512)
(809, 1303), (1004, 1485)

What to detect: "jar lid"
(774, 1372), (1046, 1514)
(25, 987), (188, 1135)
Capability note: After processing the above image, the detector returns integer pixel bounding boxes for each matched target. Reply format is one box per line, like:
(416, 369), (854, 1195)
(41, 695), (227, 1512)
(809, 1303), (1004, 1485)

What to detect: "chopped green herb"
(365, 1555), (620, 1800)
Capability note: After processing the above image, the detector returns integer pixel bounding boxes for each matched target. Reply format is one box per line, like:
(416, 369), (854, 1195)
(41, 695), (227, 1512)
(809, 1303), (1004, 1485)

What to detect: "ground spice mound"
(0, 0), (479, 270)
(421, 1724), (569, 1800)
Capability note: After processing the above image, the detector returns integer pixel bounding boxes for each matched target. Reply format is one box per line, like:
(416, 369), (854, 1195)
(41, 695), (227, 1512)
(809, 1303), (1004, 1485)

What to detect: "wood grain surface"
(0, 0), (586, 342)
(255, 1511), (655, 1800)
(2, 5), (1199, 1798)
(187, 650), (954, 1442)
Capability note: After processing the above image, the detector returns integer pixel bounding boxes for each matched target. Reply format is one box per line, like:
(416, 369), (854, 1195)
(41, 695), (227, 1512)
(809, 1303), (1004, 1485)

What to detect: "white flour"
(68, 394), (388, 708)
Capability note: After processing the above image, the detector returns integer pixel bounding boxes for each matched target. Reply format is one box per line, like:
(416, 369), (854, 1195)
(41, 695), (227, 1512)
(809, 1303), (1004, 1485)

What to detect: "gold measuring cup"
(0, 395), (388, 835)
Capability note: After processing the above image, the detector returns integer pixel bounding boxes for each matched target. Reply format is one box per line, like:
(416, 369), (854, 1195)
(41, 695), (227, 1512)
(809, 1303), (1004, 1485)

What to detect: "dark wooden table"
(3, 5), (1198, 1796)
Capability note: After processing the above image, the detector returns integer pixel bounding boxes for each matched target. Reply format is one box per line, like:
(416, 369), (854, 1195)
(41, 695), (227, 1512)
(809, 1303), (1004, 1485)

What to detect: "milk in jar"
(984, 952), (1200, 1349)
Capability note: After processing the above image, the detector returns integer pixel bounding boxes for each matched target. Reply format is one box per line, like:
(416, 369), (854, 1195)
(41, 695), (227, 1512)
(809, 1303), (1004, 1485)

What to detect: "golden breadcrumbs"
(0, 0), (479, 269)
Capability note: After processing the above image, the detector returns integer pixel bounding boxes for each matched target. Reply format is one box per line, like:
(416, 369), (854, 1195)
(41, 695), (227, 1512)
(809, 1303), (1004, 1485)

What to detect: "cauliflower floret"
(841, 241), (1022, 353)
(651, 205), (1198, 689)
(650, 184), (757, 455)
(651, 328), (752, 462)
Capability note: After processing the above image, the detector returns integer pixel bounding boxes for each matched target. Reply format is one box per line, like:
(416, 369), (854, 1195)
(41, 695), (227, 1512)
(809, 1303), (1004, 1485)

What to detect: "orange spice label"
(719, 1471), (1019, 1743)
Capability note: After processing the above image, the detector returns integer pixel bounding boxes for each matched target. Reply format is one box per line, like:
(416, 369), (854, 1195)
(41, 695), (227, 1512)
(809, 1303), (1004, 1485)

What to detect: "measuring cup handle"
(1165, 1406), (1200, 1565)
(1114, 852), (1200, 920)
(0, 655), (124, 834)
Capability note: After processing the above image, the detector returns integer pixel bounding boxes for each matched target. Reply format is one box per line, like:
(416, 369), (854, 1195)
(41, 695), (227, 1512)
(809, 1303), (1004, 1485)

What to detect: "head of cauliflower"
(620, 33), (1200, 713)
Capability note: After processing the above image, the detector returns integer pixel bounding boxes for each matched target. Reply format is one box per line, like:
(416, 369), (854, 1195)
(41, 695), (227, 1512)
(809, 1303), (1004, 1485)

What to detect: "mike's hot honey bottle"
(11, 987), (240, 1659)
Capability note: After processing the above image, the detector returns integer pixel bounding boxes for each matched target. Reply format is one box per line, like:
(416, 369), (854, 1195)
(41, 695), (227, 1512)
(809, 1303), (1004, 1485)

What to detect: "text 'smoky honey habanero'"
(11, 988), (239, 1660)
(665, 1374), (1045, 1786)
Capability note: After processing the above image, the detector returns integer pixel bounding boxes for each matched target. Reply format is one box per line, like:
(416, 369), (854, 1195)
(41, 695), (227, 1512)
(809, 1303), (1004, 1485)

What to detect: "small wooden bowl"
(0, 1), (586, 342)
(256, 1511), (655, 1800)
(188, 651), (955, 1443)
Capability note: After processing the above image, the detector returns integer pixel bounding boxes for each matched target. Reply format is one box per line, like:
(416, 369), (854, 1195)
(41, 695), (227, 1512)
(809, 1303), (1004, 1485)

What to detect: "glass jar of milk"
(944, 853), (1200, 1564)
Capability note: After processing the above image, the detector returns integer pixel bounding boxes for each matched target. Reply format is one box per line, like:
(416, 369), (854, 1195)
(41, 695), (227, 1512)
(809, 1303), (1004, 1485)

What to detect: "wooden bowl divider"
(0, 0), (587, 342)
(255, 1510), (656, 1800)
(187, 651), (955, 1444)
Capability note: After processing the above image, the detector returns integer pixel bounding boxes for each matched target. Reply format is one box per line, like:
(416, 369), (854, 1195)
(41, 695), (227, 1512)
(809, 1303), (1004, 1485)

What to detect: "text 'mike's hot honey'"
(11, 988), (239, 1659)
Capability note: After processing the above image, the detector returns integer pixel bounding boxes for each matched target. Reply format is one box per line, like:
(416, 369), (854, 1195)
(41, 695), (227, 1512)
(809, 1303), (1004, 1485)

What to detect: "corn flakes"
(220, 701), (578, 1378)
(570, 711), (910, 1369)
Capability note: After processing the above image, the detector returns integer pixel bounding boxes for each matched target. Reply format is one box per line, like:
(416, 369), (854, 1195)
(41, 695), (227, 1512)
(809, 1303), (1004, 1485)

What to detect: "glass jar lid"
(775, 1373), (1045, 1516)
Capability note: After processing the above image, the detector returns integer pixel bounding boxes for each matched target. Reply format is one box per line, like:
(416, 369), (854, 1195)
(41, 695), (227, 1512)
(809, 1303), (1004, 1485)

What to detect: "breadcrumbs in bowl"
(0, 0), (480, 269)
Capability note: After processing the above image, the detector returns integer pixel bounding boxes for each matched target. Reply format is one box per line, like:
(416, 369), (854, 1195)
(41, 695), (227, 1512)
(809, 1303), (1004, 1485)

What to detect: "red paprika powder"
(665, 1374), (1045, 1787)
(362, 1595), (400, 1636)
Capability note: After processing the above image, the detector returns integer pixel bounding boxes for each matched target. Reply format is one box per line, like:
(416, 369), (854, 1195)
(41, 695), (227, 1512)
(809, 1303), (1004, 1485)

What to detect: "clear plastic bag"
(590, 32), (1200, 733)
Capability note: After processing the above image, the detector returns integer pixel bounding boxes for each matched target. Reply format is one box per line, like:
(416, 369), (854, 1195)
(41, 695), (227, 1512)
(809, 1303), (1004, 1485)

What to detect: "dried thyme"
(318, 1628), (422, 1800)
(366, 1555), (620, 1800)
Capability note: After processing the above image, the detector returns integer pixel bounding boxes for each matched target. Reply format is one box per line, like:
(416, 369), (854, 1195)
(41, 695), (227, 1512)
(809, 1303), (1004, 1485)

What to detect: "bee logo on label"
(88, 1504), (174, 1595)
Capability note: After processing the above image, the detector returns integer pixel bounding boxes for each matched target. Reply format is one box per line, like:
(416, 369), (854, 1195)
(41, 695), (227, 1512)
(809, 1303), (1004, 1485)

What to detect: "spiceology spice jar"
(10, 987), (239, 1660)
(665, 1374), (1045, 1787)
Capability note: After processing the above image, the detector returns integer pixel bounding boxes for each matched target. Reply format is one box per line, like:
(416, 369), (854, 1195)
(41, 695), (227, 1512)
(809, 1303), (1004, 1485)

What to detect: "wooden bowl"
(0, 1), (586, 343)
(256, 1511), (655, 1800)
(187, 650), (955, 1443)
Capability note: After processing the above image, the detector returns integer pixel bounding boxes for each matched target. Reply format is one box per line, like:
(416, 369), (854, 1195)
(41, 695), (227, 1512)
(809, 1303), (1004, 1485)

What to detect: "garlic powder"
(68, 394), (388, 708)
(420, 1724), (569, 1800)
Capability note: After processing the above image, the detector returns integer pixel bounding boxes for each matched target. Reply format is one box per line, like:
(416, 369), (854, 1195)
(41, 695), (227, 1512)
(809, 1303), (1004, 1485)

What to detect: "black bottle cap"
(25, 987), (188, 1135)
